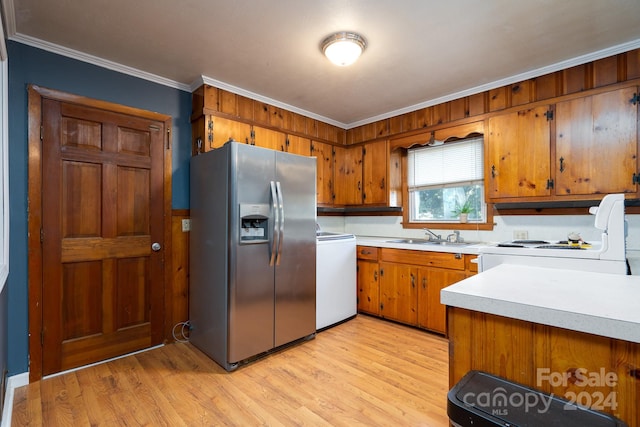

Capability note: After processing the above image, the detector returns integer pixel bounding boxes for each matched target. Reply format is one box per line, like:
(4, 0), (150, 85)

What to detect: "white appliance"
(479, 194), (628, 274)
(316, 232), (357, 330)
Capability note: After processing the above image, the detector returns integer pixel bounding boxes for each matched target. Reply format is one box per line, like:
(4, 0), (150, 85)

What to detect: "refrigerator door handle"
(275, 181), (284, 265)
(269, 180), (279, 266)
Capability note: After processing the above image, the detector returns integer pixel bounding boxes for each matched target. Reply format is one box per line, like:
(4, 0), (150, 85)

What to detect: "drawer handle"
(361, 250), (372, 255)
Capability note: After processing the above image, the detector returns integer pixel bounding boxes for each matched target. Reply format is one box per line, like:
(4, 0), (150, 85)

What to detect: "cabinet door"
(285, 135), (311, 156)
(362, 141), (388, 205)
(379, 262), (417, 325)
(210, 116), (252, 149)
(417, 267), (466, 334)
(253, 126), (285, 151)
(311, 141), (334, 206)
(488, 105), (552, 199)
(334, 145), (363, 205)
(556, 87), (638, 196)
(357, 259), (380, 315)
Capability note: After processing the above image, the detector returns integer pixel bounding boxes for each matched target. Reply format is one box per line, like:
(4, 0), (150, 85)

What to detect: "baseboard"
(1, 372), (29, 427)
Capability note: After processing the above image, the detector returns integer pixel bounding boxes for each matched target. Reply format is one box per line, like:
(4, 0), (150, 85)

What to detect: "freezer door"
(274, 151), (317, 347)
(228, 143), (276, 363)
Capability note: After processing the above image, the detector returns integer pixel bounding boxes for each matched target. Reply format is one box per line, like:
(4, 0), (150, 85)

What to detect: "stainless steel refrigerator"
(189, 141), (317, 371)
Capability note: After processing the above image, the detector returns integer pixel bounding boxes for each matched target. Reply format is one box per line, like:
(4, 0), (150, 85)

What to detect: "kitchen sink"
(385, 238), (480, 247)
(385, 238), (432, 244)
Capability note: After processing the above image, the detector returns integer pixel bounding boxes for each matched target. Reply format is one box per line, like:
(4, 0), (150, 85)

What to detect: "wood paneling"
(168, 211), (190, 341)
(449, 307), (640, 427)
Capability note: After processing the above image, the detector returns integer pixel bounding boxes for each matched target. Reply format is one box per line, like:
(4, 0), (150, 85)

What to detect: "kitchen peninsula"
(441, 264), (640, 426)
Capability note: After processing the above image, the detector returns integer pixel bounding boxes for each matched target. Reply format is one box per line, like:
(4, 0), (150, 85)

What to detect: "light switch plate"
(182, 219), (191, 232)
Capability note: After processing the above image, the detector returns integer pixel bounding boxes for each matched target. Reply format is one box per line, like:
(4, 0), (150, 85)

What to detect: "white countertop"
(356, 235), (484, 255)
(441, 264), (640, 343)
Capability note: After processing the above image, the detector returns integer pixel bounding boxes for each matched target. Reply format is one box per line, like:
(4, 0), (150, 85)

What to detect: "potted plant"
(452, 198), (474, 223)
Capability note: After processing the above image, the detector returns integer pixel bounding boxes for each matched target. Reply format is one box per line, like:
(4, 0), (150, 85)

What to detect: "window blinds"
(408, 137), (483, 189)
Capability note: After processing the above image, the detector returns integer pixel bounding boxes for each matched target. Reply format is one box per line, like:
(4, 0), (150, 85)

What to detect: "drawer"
(380, 248), (465, 270)
(357, 245), (379, 260)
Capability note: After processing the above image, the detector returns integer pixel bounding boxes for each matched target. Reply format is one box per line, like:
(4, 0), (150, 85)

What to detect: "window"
(407, 136), (485, 223)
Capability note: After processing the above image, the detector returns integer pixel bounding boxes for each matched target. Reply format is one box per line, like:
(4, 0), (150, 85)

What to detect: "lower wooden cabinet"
(417, 268), (466, 334)
(379, 262), (417, 324)
(356, 246), (380, 315)
(356, 245), (473, 335)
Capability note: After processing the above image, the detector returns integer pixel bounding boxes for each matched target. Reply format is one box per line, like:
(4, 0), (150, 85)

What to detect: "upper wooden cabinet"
(362, 141), (389, 205)
(488, 85), (640, 203)
(333, 140), (395, 206)
(555, 86), (638, 197)
(253, 125), (285, 151)
(488, 105), (553, 200)
(310, 141), (334, 206)
(285, 135), (311, 156)
(192, 116), (252, 153)
(334, 145), (363, 205)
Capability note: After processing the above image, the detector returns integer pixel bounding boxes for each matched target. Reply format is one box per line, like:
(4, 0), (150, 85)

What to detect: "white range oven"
(478, 194), (628, 275)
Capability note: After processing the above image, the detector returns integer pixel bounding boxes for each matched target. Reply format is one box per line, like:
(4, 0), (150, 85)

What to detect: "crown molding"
(348, 37), (640, 129)
(192, 75), (347, 129)
(8, 33), (191, 92)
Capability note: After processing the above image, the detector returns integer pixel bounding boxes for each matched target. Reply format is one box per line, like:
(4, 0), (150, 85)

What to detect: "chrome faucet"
(447, 230), (462, 243)
(423, 228), (442, 241)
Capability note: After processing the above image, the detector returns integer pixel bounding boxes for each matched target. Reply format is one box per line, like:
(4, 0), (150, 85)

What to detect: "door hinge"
(166, 127), (171, 150)
(546, 179), (554, 189)
(544, 110), (554, 121)
(40, 227), (44, 243)
(362, 147), (366, 156)
(250, 129), (256, 146)
(40, 125), (44, 141)
(41, 329), (44, 346)
(630, 93), (639, 106)
(633, 173), (640, 185)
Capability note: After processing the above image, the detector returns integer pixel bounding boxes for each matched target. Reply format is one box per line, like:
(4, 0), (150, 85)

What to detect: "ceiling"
(3, 0), (640, 128)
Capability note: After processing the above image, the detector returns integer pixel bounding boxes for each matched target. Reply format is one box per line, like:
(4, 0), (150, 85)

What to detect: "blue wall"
(7, 41), (192, 374)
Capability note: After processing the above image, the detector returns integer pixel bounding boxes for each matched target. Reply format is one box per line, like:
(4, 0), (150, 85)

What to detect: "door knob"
(151, 242), (161, 252)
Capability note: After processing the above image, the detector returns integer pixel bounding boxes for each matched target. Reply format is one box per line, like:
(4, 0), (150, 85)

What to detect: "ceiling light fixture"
(321, 32), (366, 67)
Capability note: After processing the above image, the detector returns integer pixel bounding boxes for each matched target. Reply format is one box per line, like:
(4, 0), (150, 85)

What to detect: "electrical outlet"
(181, 219), (191, 232)
(513, 230), (528, 240)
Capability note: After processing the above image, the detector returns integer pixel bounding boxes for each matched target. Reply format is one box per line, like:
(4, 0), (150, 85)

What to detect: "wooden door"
(417, 267), (466, 334)
(253, 125), (285, 151)
(362, 141), (388, 205)
(210, 116), (252, 149)
(311, 141), (334, 206)
(37, 93), (167, 377)
(379, 262), (417, 325)
(356, 259), (380, 315)
(555, 87), (638, 196)
(284, 135), (311, 156)
(334, 145), (363, 205)
(488, 105), (552, 199)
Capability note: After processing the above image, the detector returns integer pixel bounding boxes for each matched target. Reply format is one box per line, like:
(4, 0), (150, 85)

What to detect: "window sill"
(402, 221), (494, 231)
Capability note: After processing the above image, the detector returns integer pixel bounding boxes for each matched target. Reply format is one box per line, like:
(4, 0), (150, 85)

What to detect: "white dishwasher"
(316, 232), (357, 330)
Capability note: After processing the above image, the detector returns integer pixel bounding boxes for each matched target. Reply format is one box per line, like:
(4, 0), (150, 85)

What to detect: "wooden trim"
(162, 117), (173, 344)
(27, 86), (44, 382)
(27, 85), (173, 382)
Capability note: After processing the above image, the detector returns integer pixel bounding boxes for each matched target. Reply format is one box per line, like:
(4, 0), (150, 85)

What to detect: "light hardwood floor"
(11, 315), (450, 426)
